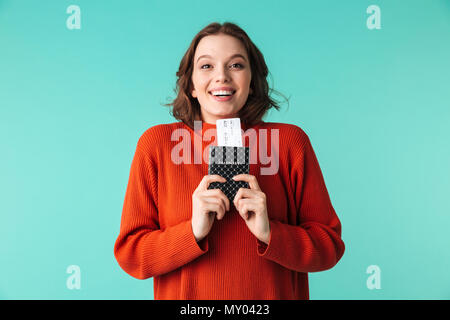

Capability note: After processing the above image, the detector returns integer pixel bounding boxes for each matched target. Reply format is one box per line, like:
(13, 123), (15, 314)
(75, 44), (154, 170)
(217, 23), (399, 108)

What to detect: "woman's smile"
(209, 88), (236, 102)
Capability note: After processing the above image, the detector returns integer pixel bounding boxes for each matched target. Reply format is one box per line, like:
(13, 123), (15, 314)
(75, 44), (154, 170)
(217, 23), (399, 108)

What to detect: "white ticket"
(216, 118), (243, 147)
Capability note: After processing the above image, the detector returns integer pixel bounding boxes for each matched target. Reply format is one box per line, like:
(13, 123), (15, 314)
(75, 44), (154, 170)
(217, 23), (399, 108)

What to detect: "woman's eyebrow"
(196, 53), (247, 63)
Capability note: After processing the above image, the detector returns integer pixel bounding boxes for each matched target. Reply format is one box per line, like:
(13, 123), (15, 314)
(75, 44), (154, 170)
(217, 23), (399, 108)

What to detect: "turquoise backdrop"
(1, 0), (449, 299)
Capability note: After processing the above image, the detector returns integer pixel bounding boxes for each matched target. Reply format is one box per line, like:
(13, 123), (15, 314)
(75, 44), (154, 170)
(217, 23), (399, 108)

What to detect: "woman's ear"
(192, 89), (197, 98)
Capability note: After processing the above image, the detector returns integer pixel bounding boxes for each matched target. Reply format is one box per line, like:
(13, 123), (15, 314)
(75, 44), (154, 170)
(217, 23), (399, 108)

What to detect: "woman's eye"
(200, 63), (243, 69)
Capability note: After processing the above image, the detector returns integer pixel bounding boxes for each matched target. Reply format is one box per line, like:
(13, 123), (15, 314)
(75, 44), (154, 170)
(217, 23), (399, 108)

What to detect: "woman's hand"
(191, 175), (230, 242)
(232, 174), (271, 244)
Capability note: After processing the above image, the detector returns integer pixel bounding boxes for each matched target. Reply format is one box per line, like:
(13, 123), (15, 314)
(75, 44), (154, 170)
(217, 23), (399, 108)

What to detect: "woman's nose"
(215, 65), (231, 82)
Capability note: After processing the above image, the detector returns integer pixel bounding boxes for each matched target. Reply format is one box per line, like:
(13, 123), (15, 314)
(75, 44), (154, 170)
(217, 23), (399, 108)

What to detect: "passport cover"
(207, 145), (250, 204)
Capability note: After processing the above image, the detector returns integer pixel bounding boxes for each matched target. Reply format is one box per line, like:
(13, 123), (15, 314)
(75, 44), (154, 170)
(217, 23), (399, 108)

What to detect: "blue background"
(1, 0), (449, 299)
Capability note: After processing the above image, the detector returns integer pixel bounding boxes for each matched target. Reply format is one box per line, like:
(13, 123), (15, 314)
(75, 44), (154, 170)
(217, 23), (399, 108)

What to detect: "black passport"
(207, 145), (250, 205)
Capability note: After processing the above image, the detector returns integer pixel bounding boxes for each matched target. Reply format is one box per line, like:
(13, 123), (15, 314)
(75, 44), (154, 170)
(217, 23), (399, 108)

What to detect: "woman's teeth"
(211, 90), (234, 96)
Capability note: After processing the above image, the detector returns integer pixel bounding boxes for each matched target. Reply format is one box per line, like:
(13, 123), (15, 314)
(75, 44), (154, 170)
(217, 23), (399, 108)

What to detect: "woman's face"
(191, 33), (252, 124)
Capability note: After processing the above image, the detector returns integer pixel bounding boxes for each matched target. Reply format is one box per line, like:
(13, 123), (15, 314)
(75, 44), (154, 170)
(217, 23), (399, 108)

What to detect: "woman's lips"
(209, 91), (235, 102)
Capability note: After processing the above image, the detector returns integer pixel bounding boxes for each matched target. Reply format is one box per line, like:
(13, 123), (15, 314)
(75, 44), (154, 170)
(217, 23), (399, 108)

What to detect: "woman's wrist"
(191, 219), (204, 242)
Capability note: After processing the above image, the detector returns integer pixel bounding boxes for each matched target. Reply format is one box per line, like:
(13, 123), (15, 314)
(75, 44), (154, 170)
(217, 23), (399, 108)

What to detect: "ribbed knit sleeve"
(114, 132), (208, 280)
(256, 129), (345, 273)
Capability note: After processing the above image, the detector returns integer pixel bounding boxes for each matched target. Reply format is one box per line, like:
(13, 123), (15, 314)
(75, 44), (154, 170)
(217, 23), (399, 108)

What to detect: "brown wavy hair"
(163, 21), (289, 130)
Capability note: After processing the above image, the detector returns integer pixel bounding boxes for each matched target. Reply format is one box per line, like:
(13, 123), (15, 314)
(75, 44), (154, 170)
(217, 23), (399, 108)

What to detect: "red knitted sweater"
(114, 120), (345, 299)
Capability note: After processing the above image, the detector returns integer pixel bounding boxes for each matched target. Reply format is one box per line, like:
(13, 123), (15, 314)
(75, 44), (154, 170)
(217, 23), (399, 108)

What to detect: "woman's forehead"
(195, 34), (248, 60)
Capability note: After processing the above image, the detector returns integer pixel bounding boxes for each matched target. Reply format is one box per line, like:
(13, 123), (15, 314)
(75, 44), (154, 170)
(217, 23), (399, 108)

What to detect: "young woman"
(114, 22), (345, 300)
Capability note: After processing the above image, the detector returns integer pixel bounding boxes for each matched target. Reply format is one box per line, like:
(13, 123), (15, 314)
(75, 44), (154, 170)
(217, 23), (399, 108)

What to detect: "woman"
(114, 22), (345, 300)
